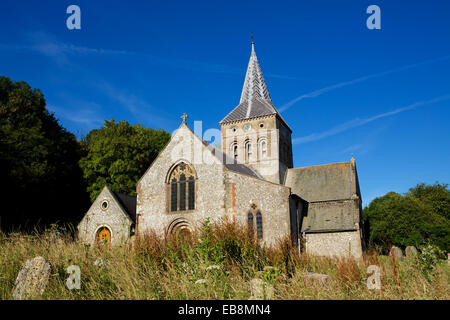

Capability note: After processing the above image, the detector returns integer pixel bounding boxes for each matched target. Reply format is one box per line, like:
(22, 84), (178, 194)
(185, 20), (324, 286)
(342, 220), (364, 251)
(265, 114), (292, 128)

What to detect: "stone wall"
(305, 231), (363, 259)
(220, 114), (292, 184)
(225, 170), (292, 247)
(137, 123), (227, 237)
(77, 187), (133, 246)
(137, 122), (294, 247)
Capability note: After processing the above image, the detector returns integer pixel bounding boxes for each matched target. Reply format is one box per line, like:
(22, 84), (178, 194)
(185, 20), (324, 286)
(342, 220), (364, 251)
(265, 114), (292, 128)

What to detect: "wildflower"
(195, 279), (207, 284)
(206, 265), (221, 271)
(94, 258), (107, 269)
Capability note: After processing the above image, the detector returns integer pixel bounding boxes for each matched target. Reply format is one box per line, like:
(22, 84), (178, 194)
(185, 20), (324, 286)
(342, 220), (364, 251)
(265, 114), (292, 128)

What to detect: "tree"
(79, 119), (171, 202)
(363, 182), (450, 253)
(0, 76), (89, 229)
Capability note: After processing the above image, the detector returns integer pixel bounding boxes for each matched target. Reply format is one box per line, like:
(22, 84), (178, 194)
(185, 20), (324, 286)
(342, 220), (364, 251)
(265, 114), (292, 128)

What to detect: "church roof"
(220, 43), (290, 130)
(112, 191), (137, 223)
(285, 161), (361, 233)
(220, 98), (278, 123)
(300, 201), (357, 233)
(285, 162), (356, 202)
(201, 139), (262, 179)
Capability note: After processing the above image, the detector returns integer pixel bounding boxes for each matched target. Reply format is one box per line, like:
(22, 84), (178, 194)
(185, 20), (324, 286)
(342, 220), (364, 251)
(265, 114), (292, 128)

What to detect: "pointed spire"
(239, 38), (272, 107)
(220, 38), (291, 130)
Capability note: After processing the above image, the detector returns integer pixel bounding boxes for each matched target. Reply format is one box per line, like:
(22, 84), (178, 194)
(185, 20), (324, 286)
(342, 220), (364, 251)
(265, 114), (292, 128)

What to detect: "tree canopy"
(0, 76), (89, 229)
(363, 182), (450, 253)
(79, 119), (171, 202)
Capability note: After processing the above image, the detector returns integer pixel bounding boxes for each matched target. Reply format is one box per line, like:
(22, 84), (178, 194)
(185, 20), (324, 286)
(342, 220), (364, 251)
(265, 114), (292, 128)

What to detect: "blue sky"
(1, 0), (449, 206)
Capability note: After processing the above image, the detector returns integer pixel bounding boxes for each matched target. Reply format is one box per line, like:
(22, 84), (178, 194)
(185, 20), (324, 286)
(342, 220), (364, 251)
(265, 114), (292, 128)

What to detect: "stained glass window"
(256, 212), (263, 239)
(168, 163), (196, 212)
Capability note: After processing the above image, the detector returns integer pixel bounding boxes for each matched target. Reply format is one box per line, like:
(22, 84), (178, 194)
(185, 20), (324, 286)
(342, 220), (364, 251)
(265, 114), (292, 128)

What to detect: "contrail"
(279, 55), (450, 112)
(292, 94), (450, 145)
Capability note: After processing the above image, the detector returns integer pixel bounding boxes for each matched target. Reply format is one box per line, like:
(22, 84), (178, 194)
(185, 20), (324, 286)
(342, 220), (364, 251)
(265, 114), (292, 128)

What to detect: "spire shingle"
(220, 43), (284, 125)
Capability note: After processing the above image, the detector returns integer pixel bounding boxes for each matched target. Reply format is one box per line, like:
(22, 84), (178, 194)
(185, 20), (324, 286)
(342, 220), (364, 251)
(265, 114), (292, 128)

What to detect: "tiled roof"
(220, 43), (284, 125)
(285, 161), (361, 233)
(220, 98), (277, 123)
(239, 43), (272, 105)
(113, 191), (137, 223)
(300, 200), (357, 233)
(201, 139), (262, 179)
(284, 162), (355, 202)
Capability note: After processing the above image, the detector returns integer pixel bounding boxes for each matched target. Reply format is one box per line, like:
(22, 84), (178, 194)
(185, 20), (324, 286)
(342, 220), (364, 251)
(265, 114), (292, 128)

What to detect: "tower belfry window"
(261, 140), (267, 158)
(233, 144), (238, 160)
(246, 142), (252, 162)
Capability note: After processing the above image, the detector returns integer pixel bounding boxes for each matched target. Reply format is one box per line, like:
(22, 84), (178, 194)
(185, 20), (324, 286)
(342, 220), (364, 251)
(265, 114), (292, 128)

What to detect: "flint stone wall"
(305, 231), (363, 259)
(137, 124), (227, 237)
(77, 187), (133, 246)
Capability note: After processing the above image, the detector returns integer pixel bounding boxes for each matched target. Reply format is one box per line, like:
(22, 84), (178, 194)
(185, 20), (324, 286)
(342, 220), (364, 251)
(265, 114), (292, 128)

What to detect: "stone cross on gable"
(181, 113), (188, 123)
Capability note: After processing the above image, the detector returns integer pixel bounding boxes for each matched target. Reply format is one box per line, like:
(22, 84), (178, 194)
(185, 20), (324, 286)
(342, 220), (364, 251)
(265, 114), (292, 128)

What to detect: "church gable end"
(78, 186), (134, 246)
(136, 122), (229, 237)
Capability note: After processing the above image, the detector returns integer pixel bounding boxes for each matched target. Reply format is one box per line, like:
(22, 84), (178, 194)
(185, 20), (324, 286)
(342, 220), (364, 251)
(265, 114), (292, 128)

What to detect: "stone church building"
(78, 42), (365, 259)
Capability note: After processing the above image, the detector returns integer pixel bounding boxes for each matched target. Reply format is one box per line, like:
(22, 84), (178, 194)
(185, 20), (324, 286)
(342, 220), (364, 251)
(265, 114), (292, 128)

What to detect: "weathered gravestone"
(249, 278), (274, 300)
(389, 246), (403, 260)
(11, 256), (52, 300)
(405, 246), (418, 258)
(303, 272), (331, 285)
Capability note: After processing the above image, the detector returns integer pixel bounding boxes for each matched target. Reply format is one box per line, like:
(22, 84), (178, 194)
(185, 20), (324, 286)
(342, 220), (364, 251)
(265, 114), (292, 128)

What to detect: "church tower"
(220, 41), (293, 184)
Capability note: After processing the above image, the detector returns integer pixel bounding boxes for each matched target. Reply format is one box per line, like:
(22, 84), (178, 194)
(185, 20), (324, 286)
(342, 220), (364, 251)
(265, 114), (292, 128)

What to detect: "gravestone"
(405, 246), (418, 258)
(249, 278), (274, 300)
(11, 256), (52, 300)
(389, 246), (403, 260)
(303, 272), (330, 285)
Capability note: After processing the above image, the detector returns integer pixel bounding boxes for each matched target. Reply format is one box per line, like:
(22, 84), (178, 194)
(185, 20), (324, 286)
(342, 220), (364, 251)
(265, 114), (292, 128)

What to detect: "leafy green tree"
(363, 182), (450, 253)
(407, 183), (450, 220)
(0, 76), (89, 229)
(79, 119), (171, 202)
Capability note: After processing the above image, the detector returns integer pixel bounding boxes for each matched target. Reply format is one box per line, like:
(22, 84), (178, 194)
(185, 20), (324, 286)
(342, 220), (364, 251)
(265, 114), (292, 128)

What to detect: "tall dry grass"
(0, 220), (448, 300)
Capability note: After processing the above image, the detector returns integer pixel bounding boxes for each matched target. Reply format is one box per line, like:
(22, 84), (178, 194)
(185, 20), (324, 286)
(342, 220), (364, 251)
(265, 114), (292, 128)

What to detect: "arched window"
(247, 212), (254, 236)
(259, 139), (267, 159)
(230, 142), (238, 160)
(256, 212), (263, 239)
(245, 141), (252, 163)
(168, 162), (196, 212)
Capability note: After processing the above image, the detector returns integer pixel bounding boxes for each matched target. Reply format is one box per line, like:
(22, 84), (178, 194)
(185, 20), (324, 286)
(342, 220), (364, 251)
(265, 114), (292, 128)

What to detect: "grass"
(0, 220), (448, 300)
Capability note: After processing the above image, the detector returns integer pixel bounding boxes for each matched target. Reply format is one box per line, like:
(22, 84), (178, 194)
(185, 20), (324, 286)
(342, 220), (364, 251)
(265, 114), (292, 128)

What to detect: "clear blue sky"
(1, 0), (449, 206)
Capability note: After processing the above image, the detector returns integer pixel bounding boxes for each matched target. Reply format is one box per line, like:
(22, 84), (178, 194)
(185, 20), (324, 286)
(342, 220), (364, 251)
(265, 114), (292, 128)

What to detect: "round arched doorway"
(95, 226), (111, 249)
(175, 227), (193, 241)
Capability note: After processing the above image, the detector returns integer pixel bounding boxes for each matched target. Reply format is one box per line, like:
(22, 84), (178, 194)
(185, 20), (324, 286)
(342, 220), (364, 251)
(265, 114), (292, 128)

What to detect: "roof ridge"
(289, 161), (351, 170)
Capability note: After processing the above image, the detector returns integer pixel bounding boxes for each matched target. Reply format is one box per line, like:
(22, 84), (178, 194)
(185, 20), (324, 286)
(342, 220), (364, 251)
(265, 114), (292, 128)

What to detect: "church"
(78, 42), (365, 259)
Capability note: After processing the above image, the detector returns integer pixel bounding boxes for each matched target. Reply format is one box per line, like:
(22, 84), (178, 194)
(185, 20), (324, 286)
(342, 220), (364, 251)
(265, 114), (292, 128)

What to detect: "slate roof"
(284, 161), (360, 233)
(220, 98), (278, 123)
(112, 191), (137, 223)
(300, 201), (357, 233)
(202, 140), (262, 179)
(284, 162), (355, 202)
(219, 43), (291, 131)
